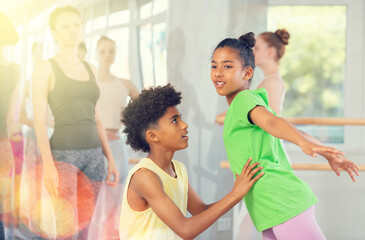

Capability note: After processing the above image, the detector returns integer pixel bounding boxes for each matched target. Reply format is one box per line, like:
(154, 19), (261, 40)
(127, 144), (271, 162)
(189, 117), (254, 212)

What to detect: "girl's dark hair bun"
(238, 32), (256, 48)
(275, 29), (290, 45)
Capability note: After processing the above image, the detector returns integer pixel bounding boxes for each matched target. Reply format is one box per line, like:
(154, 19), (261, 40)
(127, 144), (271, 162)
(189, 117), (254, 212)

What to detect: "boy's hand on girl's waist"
(232, 158), (264, 200)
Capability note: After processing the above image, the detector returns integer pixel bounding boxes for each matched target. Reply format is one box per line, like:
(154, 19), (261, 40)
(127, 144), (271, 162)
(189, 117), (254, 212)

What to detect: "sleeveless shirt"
(97, 79), (129, 129)
(119, 158), (188, 240)
(48, 59), (101, 150)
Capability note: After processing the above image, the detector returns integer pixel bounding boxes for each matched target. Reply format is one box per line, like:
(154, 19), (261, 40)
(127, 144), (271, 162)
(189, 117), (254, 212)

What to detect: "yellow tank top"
(119, 158), (188, 240)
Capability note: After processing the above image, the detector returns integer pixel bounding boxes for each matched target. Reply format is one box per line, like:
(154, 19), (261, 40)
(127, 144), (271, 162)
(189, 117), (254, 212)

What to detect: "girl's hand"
(215, 111), (227, 126)
(106, 160), (120, 187)
(231, 158), (264, 200)
(301, 142), (344, 158)
(321, 153), (359, 182)
(43, 162), (59, 195)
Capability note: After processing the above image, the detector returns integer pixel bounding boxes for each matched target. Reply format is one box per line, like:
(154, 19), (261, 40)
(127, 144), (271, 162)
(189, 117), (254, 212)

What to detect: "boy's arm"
(130, 159), (263, 240)
(250, 106), (359, 181)
(186, 185), (209, 215)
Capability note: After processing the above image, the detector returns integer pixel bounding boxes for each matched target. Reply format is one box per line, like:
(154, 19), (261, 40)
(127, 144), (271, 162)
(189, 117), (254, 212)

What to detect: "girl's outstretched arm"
(250, 107), (333, 151)
(249, 106), (340, 155)
(250, 106), (359, 181)
(299, 130), (359, 182)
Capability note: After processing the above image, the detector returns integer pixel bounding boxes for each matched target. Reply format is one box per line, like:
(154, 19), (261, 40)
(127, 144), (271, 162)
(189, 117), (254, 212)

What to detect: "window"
(80, 0), (168, 88)
(139, 23), (154, 87)
(109, 28), (130, 78)
(152, 23), (167, 86)
(268, 5), (346, 143)
(136, 0), (168, 88)
(6, 0), (168, 98)
(268, 0), (364, 151)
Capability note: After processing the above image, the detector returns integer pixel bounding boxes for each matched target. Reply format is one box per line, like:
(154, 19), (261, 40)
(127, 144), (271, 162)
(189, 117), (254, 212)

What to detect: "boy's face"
(154, 106), (189, 151)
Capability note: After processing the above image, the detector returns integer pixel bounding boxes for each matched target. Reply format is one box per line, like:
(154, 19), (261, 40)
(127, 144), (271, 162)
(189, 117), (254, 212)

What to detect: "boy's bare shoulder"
(130, 168), (163, 192)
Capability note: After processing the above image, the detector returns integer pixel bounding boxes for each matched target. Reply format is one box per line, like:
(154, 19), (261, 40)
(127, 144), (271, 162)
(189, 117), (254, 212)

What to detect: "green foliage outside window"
(268, 6), (346, 143)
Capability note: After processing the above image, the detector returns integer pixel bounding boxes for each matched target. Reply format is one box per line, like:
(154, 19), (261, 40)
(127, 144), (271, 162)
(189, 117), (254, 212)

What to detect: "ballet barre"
(285, 117), (365, 126)
(129, 158), (365, 171)
(129, 158), (140, 164)
(215, 116), (365, 126)
(220, 161), (365, 171)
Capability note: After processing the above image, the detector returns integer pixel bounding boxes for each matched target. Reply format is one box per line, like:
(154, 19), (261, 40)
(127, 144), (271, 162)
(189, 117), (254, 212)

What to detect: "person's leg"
(0, 220), (4, 240)
(78, 147), (106, 183)
(75, 148), (106, 240)
(272, 206), (326, 240)
(262, 228), (277, 240)
(52, 149), (98, 240)
(237, 213), (260, 240)
(108, 137), (126, 183)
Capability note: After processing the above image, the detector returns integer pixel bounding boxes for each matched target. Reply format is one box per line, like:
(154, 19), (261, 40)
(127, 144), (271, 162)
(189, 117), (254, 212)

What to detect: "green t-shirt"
(223, 88), (317, 232)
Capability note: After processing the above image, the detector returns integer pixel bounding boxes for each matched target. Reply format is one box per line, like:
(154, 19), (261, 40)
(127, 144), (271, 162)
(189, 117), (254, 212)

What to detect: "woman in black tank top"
(31, 6), (119, 240)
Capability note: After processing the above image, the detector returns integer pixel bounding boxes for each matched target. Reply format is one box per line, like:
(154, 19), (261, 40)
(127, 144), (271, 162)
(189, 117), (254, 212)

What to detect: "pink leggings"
(262, 206), (326, 240)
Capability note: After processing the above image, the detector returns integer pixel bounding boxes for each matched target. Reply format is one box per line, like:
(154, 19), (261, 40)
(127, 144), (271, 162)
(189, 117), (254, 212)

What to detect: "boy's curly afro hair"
(121, 84), (182, 152)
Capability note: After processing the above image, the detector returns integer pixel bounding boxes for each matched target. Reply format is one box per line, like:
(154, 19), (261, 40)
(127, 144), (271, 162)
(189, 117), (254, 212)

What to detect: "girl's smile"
(214, 81), (226, 88)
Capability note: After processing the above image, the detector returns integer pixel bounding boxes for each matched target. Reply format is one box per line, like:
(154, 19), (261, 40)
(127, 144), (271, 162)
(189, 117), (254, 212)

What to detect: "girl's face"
(97, 40), (116, 67)
(253, 36), (272, 67)
(52, 11), (82, 47)
(211, 47), (251, 102)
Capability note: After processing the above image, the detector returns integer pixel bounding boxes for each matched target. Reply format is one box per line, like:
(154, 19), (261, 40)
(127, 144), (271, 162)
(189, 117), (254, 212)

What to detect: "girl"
(96, 36), (139, 182)
(253, 29), (289, 115)
(215, 29), (289, 126)
(87, 36), (139, 239)
(210, 32), (359, 239)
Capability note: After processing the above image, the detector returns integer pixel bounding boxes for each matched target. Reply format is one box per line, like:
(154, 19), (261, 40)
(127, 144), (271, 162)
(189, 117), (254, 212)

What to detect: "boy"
(119, 84), (263, 239)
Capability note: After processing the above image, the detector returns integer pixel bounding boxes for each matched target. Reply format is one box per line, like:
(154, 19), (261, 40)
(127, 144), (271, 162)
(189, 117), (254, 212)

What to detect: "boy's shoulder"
(130, 158), (160, 180)
(128, 159), (188, 196)
(132, 167), (162, 186)
(130, 159), (187, 181)
(128, 165), (163, 200)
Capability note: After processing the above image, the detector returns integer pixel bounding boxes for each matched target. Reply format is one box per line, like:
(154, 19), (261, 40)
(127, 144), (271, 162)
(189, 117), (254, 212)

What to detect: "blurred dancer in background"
(32, 6), (118, 239)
